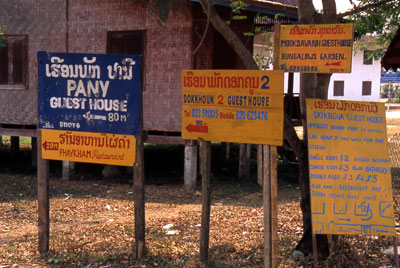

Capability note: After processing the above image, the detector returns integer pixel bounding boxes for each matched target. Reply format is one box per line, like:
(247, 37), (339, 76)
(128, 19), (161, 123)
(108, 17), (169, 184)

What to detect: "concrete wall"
(327, 50), (381, 101)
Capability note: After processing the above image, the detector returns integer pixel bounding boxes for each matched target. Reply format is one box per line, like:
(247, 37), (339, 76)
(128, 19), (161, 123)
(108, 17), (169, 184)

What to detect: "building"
(0, 0), (297, 183)
(382, 26), (400, 71)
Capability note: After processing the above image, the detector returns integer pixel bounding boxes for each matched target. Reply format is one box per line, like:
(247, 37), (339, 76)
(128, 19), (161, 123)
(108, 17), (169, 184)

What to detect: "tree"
(196, 0), (337, 257)
(150, 0), (400, 258)
(344, 0), (400, 58)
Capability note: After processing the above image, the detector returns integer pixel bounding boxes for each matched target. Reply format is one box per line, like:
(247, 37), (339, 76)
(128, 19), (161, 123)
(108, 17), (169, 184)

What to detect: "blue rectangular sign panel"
(381, 73), (400, 83)
(38, 52), (141, 135)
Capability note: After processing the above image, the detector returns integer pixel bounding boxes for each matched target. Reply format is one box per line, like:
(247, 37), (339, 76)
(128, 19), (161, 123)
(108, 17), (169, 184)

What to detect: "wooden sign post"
(274, 23), (357, 266)
(181, 70), (284, 266)
(306, 99), (398, 266)
(199, 140), (211, 262)
(37, 52), (142, 255)
(37, 129), (49, 253)
(133, 65), (145, 259)
(261, 145), (278, 267)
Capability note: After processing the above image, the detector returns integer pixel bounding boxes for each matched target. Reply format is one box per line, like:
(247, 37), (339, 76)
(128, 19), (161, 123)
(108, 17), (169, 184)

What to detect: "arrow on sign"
(42, 141), (48, 151)
(83, 111), (107, 121)
(325, 61), (342, 66)
(186, 123), (209, 133)
(42, 141), (59, 151)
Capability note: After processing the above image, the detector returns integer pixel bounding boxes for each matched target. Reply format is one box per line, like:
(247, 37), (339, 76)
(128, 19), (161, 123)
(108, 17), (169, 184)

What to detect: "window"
(107, 31), (145, 91)
(107, 31), (144, 55)
(333, 81), (344, 96)
(0, 35), (28, 88)
(362, 81), (372, 96)
(363, 50), (373, 65)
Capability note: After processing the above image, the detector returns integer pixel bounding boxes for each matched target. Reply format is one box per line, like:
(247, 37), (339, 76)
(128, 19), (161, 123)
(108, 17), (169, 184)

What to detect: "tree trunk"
(198, 0), (339, 259)
(294, 0), (338, 256)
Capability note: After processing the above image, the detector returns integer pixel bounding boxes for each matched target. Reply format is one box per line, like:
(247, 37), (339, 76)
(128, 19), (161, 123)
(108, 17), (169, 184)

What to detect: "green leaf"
(0, 25), (6, 48)
(154, 0), (169, 23)
(232, 15), (247, 20)
(244, 32), (255, 36)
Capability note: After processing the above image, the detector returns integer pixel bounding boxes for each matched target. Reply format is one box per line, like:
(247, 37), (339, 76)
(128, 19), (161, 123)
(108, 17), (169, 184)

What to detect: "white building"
(283, 49), (381, 101)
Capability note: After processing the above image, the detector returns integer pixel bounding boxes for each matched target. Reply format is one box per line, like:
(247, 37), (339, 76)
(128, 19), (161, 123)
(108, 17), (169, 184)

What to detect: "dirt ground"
(0, 114), (400, 267)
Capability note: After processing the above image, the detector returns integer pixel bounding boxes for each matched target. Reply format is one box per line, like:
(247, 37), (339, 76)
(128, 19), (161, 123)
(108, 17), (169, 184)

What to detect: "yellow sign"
(306, 99), (395, 236)
(41, 129), (136, 166)
(182, 70), (284, 146)
(278, 24), (354, 73)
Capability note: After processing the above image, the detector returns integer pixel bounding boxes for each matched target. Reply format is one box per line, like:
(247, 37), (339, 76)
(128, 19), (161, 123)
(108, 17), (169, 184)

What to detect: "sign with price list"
(307, 99), (395, 236)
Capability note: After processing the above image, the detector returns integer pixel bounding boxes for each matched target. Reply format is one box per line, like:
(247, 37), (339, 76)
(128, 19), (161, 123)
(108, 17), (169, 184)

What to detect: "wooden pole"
(288, 73), (294, 95)
(31, 137), (37, 169)
(184, 143), (198, 191)
(239, 143), (246, 179)
(11, 136), (19, 157)
(62, 161), (74, 180)
(225, 142), (230, 160)
(200, 140), (211, 263)
(270, 145), (278, 267)
(312, 232), (319, 267)
(260, 22), (281, 268)
(262, 145), (278, 268)
(246, 144), (251, 177)
(37, 129), (50, 253)
(263, 145), (272, 268)
(133, 132), (145, 259)
(257, 145), (263, 186)
(133, 75), (145, 259)
(394, 236), (399, 268)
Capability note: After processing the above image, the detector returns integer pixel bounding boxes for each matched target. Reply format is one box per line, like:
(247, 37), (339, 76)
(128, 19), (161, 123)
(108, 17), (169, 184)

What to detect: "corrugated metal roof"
(254, 0), (298, 8)
(191, 0), (298, 19)
(381, 27), (400, 71)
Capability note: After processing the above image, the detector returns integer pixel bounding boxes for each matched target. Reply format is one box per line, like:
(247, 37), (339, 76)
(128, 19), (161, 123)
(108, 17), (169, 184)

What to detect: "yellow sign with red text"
(307, 99), (395, 236)
(278, 24), (354, 73)
(182, 70), (284, 146)
(41, 129), (136, 166)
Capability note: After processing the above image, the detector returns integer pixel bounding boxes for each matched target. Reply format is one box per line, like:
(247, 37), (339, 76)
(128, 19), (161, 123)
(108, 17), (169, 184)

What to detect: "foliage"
(147, 0), (180, 25)
(347, 0), (400, 58)
(253, 32), (274, 70)
(225, 1), (248, 25)
(380, 82), (399, 100)
(0, 25), (6, 48)
(353, 34), (386, 60)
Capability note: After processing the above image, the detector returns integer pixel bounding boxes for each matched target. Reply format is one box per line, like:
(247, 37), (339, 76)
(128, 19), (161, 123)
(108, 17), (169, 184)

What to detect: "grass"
(0, 136), (32, 147)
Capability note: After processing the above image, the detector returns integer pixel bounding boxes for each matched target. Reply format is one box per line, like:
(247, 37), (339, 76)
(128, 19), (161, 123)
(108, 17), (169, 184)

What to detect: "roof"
(381, 27), (400, 71)
(244, 0), (298, 18)
(354, 35), (384, 51)
(251, 0), (298, 8)
(191, 0), (298, 19)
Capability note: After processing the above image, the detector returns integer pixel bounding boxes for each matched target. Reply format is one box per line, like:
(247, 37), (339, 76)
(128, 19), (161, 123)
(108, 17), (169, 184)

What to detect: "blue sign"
(38, 52), (141, 135)
(381, 73), (400, 83)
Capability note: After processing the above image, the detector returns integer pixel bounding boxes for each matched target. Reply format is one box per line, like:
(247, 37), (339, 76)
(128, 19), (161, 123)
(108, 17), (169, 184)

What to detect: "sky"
(312, 0), (360, 13)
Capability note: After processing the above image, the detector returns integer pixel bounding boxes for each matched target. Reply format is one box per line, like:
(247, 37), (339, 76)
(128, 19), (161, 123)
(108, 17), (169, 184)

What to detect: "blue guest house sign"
(38, 52), (141, 135)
